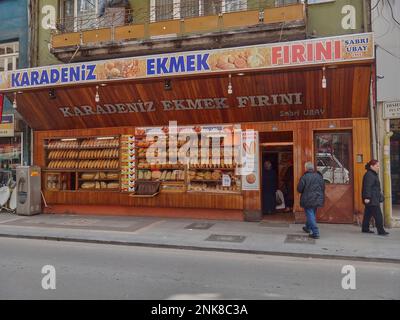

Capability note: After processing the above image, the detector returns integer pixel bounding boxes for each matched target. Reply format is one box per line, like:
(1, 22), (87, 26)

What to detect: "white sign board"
(383, 101), (400, 119)
(241, 130), (260, 191)
(222, 174), (231, 187)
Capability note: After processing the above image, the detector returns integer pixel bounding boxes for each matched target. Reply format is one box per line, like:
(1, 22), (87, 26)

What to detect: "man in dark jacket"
(361, 160), (389, 235)
(297, 162), (325, 239)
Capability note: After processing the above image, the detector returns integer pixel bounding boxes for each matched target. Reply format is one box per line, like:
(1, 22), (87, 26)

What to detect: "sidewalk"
(0, 212), (399, 263)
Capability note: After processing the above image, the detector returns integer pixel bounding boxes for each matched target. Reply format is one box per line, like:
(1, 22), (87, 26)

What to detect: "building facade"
(372, 0), (400, 228)
(0, 0), (375, 222)
(0, 0), (32, 182)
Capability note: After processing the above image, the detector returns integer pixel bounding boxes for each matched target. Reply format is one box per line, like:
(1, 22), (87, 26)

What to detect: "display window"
(44, 136), (120, 191)
(42, 124), (245, 195)
(315, 132), (351, 184)
(134, 124), (242, 194)
(0, 134), (22, 184)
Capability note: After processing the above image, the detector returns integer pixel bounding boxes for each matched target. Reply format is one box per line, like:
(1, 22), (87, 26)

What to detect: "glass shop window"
(315, 132), (351, 185)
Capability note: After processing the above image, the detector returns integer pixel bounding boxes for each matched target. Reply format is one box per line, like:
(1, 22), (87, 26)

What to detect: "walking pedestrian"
(361, 160), (389, 236)
(297, 162), (325, 239)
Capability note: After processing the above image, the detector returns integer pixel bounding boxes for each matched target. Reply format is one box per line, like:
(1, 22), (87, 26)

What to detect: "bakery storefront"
(0, 33), (374, 223)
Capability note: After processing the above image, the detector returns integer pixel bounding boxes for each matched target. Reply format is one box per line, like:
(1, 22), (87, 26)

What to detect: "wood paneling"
(317, 184), (353, 223)
(222, 10), (260, 29)
(264, 3), (304, 24)
(82, 28), (112, 44)
(241, 118), (369, 222)
(183, 15), (219, 33)
(42, 190), (243, 210)
(9, 65), (371, 131)
(52, 32), (81, 48)
(114, 24), (145, 41)
(34, 118), (370, 221)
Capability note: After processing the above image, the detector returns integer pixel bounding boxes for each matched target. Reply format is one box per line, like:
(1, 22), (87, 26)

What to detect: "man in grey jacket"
(297, 162), (325, 239)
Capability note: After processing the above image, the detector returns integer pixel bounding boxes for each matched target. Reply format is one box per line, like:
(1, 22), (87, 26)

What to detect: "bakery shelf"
(78, 189), (120, 192)
(189, 179), (222, 182)
(136, 179), (184, 183)
(76, 169), (120, 172)
(46, 146), (119, 150)
(78, 178), (120, 181)
(189, 167), (236, 170)
(43, 168), (77, 172)
(136, 167), (185, 170)
(187, 190), (241, 194)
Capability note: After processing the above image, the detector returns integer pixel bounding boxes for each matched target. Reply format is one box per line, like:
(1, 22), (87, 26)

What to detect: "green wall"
(307, 0), (366, 37)
(37, 0), (61, 66)
(35, 0), (367, 67)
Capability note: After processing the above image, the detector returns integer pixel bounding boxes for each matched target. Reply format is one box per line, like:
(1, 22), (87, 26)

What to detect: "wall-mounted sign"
(241, 130), (260, 191)
(58, 93), (303, 118)
(383, 101), (400, 119)
(0, 33), (374, 91)
(0, 114), (14, 137)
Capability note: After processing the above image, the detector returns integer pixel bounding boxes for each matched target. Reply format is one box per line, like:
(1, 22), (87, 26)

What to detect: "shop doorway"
(259, 132), (294, 222)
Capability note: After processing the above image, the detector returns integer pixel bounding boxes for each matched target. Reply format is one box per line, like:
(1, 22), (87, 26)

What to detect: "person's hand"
(364, 199), (370, 204)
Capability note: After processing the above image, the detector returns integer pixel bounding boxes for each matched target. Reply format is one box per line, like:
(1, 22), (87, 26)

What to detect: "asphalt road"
(0, 237), (399, 300)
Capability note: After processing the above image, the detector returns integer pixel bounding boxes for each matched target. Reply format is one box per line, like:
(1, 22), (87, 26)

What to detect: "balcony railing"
(52, 0), (305, 49)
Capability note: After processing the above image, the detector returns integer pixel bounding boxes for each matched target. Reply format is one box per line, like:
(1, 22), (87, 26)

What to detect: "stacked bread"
(48, 150), (79, 159)
(47, 160), (78, 169)
(81, 138), (119, 148)
(79, 149), (118, 159)
(48, 140), (79, 149)
(78, 159), (119, 169)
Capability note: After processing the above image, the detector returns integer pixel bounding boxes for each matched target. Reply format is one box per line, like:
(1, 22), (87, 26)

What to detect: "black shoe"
(362, 230), (375, 234)
(302, 226), (310, 233)
(378, 231), (389, 236)
(309, 234), (320, 239)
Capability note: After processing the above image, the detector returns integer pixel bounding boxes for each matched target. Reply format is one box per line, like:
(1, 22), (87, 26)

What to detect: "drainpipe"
(370, 78), (377, 159)
(383, 120), (393, 228)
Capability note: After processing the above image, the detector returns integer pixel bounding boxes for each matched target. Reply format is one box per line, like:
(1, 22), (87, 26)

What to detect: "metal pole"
(383, 119), (393, 228)
(370, 78), (377, 159)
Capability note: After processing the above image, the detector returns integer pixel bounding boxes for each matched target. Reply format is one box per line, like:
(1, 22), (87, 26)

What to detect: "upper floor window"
(60, 0), (131, 32)
(0, 42), (19, 72)
(150, 0), (248, 22)
(275, 0), (301, 6)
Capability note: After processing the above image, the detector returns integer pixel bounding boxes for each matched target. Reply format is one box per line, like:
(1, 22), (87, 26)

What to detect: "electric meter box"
(16, 166), (41, 216)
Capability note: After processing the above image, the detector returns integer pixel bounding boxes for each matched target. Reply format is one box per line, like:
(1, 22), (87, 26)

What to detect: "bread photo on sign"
(246, 174), (256, 185)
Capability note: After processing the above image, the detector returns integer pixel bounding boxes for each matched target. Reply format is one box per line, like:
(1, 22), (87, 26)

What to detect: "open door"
(260, 138), (295, 222)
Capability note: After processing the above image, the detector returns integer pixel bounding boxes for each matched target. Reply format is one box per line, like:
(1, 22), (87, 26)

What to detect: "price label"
(222, 174), (231, 187)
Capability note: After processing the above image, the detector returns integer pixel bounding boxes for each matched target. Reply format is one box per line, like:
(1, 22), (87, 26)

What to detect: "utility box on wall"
(16, 166), (41, 216)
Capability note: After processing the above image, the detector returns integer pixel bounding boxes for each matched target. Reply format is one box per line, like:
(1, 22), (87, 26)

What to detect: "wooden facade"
(9, 64), (371, 130)
(13, 63), (372, 223)
(35, 118), (370, 223)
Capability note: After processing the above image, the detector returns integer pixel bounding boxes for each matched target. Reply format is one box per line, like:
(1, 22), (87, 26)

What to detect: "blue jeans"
(305, 208), (319, 236)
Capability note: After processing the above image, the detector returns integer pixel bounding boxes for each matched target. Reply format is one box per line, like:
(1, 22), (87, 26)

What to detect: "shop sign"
(241, 131), (260, 191)
(222, 174), (231, 187)
(0, 33), (374, 91)
(383, 101), (400, 119)
(58, 93), (303, 118)
(0, 114), (14, 137)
